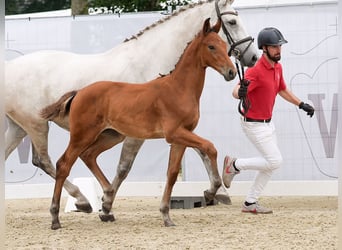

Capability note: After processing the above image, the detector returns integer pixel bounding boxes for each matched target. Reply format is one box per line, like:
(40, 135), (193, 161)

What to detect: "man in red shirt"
(222, 27), (314, 214)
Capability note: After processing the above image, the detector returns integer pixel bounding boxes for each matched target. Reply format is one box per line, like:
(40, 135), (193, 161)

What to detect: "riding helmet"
(257, 27), (288, 49)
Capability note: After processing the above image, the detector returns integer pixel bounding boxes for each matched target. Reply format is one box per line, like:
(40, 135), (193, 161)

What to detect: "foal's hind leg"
(103, 137), (145, 219)
(27, 120), (91, 213)
(31, 142), (92, 213)
(5, 116), (92, 212)
(193, 148), (231, 205)
(51, 128), (104, 229)
(84, 136), (145, 222)
(79, 129), (127, 222)
(160, 144), (186, 227)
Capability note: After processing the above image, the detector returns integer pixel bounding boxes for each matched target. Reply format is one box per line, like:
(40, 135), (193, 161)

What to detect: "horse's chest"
(180, 105), (200, 129)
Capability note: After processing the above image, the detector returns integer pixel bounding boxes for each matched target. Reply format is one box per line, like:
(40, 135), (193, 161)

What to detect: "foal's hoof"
(99, 213), (115, 222)
(75, 203), (93, 213)
(164, 221), (176, 227)
(51, 222), (61, 230)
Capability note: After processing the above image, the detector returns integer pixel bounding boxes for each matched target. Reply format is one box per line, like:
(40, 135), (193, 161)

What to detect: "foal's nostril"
(229, 69), (236, 79)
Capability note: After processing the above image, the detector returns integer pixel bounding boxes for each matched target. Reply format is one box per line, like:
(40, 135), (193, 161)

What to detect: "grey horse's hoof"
(215, 185), (232, 205)
(204, 186), (232, 205)
(99, 213), (115, 222)
(203, 190), (215, 205)
(164, 221), (176, 227)
(75, 203), (93, 213)
(214, 193), (232, 205)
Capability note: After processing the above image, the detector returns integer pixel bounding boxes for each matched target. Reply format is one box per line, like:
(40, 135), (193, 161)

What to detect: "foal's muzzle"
(223, 68), (237, 81)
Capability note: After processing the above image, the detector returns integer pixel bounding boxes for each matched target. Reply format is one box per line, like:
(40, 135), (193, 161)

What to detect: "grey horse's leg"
(99, 137), (145, 222)
(193, 148), (231, 205)
(6, 116), (92, 213)
(5, 116), (27, 159)
(30, 142), (92, 213)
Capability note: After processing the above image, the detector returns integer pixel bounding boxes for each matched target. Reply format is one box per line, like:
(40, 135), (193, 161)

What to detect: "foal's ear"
(202, 18), (221, 35)
(202, 18), (211, 34)
(212, 18), (222, 33)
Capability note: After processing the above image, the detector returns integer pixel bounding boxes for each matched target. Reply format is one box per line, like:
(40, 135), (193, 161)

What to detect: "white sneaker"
(222, 155), (238, 188)
(242, 202), (273, 214)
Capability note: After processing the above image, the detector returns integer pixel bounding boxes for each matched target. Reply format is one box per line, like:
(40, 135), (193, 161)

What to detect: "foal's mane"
(160, 26), (218, 78)
(158, 39), (192, 78)
(123, 0), (214, 43)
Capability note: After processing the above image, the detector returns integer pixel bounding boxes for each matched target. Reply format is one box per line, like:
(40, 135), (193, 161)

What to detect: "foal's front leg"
(193, 148), (231, 205)
(160, 144), (186, 227)
(167, 129), (222, 204)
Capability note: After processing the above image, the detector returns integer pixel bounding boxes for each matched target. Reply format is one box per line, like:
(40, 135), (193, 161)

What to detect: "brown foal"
(41, 18), (236, 230)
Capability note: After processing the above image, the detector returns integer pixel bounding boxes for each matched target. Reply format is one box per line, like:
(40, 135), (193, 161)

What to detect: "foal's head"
(198, 18), (237, 81)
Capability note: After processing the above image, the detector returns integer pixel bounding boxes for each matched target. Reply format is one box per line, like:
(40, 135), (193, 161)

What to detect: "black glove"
(299, 102), (314, 117)
(238, 79), (250, 99)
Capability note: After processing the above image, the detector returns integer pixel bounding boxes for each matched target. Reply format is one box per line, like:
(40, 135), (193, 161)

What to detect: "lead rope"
(236, 59), (250, 117)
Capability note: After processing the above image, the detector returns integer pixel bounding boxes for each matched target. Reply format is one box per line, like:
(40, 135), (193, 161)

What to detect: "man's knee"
(267, 156), (283, 171)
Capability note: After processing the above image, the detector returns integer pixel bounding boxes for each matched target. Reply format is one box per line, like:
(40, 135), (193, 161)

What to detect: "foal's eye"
(208, 45), (215, 50)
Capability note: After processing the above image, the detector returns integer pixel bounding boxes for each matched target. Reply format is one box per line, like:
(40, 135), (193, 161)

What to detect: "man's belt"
(244, 117), (271, 123)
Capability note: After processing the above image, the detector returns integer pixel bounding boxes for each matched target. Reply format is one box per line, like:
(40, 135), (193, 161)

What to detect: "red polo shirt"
(244, 54), (287, 119)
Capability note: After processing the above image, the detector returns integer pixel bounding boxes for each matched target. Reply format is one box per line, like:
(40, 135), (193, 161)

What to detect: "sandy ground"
(5, 196), (337, 250)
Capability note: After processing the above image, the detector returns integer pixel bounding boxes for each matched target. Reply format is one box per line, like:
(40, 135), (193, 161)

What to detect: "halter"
(236, 62), (251, 117)
(215, 2), (252, 117)
(215, 2), (253, 117)
(215, 2), (254, 60)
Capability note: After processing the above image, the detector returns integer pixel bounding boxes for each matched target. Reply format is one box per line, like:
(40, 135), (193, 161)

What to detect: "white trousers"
(235, 119), (283, 203)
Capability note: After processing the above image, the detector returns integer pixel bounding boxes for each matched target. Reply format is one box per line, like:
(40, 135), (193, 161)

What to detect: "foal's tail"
(40, 90), (77, 120)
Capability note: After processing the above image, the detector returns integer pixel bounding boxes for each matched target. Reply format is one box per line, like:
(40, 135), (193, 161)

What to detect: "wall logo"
(289, 30), (338, 179)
